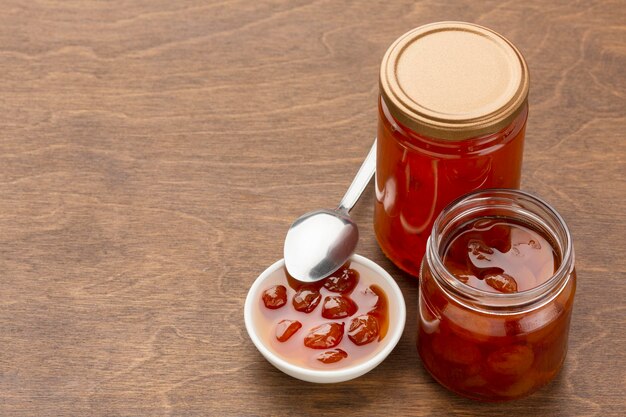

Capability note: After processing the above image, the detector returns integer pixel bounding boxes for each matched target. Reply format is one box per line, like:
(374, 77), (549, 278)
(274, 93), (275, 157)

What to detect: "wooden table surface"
(1, 1), (624, 416)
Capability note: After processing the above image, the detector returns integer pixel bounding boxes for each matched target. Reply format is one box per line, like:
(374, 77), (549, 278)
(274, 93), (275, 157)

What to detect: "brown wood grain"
(0, 1), (624, 416)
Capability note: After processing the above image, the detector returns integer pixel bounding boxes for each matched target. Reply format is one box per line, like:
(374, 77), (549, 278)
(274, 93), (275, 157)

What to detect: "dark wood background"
(0, 1), (624, 416)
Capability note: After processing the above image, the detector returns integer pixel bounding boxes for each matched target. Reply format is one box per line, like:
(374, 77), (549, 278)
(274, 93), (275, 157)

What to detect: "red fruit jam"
(256, 262), (389, 370)
(417, 190), (576, 401)
(375, 22), (530, 276)
(375, 98), (527, 277)
(442, 218), (557, 293)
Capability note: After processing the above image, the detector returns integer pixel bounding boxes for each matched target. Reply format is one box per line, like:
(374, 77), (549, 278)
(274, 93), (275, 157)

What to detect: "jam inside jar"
(417, 189), (576, 401)
(375, 99), (527, 275)
(375, 22), (530, 275)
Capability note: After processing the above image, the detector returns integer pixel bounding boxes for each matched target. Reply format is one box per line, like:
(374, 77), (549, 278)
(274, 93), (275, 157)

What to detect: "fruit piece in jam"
(261, 285), (287, 309)
(304, 322), (344, 349)
(321, 295), (358, 319)
(275, 319), (302, 342)
(348, 315), (379, 346)
(486, 344), (534, 376)
(317, 349), (348, 364)
(484, 272), (518, 293)
(292, 286), (322, 313)
(323, 267), (359, 293)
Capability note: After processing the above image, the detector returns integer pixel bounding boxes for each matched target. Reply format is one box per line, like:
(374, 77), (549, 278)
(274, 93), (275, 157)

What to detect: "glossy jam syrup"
(374, 98), (527, 276)
(255, 262), (389, 370)
(442, 218), (557, 293)
(417, 216), (576, 401)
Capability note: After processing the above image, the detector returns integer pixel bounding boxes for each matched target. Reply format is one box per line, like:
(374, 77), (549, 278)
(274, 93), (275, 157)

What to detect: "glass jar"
(375, 22), (530, 275)
(417, 189), (576, 401)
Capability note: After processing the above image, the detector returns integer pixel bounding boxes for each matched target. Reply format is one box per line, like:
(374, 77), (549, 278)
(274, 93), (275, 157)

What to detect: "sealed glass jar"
(417, 189), (576, 401)
(375, 22), (529, 275)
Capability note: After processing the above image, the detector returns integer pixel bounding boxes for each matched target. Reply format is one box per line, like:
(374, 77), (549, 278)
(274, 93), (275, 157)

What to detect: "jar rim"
(426, 189), (574, 312)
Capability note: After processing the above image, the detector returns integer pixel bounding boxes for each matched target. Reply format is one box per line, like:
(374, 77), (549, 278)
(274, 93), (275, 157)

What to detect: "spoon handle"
(337, 139), (377, 213)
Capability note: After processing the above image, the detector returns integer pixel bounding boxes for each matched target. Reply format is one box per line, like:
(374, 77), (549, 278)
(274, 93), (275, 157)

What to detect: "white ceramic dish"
(244, 254), (406, 383)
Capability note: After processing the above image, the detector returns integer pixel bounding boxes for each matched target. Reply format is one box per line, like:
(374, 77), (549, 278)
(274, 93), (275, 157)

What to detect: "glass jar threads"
(417, 189), (576, 401)
(375, 22), (530, 275)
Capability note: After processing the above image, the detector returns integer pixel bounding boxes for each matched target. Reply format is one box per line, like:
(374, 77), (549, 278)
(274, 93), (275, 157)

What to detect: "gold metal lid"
(380, 22), (529, 141)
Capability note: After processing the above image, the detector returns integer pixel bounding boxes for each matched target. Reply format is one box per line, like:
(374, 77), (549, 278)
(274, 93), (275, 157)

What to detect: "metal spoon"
(284, 139), (377, 282)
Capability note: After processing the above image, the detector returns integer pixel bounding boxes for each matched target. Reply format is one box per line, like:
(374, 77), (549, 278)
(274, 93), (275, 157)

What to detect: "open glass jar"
(417, 189), (576, 401)
(375, 22), (530, 275)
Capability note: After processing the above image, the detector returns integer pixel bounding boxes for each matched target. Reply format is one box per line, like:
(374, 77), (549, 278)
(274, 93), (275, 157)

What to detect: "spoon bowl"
(284, 209), (358, 282)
